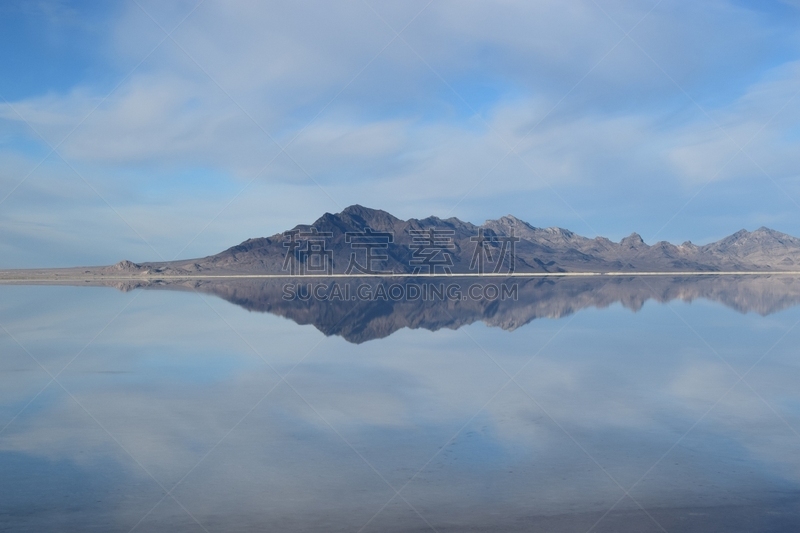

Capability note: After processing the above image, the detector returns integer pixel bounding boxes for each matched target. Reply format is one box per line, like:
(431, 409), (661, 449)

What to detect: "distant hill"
(109, 205), (800, 275)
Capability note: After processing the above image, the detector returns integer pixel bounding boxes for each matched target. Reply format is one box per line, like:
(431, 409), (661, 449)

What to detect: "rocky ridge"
(107, 205), (800, 275)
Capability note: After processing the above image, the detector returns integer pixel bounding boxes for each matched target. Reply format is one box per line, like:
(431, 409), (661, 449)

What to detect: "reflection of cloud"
(669, 360), (739, 406)
(2, 285), (800, 522)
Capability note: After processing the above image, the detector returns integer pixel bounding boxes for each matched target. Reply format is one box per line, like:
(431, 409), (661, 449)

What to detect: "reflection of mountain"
(109, 205), (800, 275)
(106, 275), (800, 343)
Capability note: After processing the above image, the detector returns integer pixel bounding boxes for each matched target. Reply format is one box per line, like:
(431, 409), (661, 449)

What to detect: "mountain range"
(2, 202), (800, 342)
(107, 205), (800, 275)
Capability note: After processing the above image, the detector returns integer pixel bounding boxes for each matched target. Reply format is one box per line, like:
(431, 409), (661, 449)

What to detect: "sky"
(1, 0), (800, 268)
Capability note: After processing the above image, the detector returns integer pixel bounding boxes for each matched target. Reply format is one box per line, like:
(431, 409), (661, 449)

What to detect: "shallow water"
(1, 280), (800, 532)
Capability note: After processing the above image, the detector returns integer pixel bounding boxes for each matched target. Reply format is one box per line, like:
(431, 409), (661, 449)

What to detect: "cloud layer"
(1, 0), (800, 266)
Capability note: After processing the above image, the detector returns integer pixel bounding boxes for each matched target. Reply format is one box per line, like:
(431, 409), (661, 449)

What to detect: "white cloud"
(1, 0), (800, 266)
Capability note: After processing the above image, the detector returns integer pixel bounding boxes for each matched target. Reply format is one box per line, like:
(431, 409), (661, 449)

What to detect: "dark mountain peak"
(312, 212), (351, 233)
(304, 205), (403, 234)
(341, 204), (371, 215)
(620, 233), (645, 248)
(340, 204), (397, 221)
(313, 211), (336, 224)
(337, 204), (400, 232)
(235, 236), (271, 249)
(412, 215), (444, 226)
(410, 215), (475, 232)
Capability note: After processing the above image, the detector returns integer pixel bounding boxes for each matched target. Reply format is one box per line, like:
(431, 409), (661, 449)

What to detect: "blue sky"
(1, 0), (800, 267)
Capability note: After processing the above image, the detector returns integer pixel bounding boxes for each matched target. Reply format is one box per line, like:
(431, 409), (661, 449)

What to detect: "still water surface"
(1, 279), (799, 532)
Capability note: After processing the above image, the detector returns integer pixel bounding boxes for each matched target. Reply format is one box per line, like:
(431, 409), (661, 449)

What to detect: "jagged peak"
(414, 215), (444, 225)
(620, 232), (645, 246)
(482, 214), (536, 231)
(542, 226), (574, 237)
(712, 227), (795, 246)
(198, 210), (800, 272)
(305, 205), (402, 231)
(498, 214), (528, 225)
(752, 226), (791, 238)
(314, 211), (337, 222)
(653, 240), (676, 248)
(339, 204), (396, 220)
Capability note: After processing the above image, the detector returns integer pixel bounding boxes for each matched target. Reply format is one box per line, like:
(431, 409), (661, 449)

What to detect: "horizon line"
(2, 271), (800, 283)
